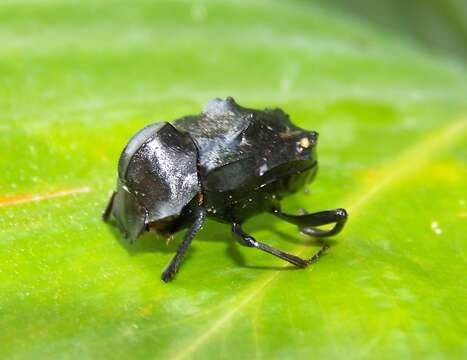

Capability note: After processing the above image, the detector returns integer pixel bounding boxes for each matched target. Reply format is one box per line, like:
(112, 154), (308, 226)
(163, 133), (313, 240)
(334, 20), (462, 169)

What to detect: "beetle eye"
(296, 137), (310, 153)
(299, 137), (310, 149)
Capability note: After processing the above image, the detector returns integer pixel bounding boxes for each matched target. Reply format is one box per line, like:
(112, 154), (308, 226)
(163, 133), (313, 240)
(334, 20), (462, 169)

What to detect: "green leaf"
(1, 1), (466, 359)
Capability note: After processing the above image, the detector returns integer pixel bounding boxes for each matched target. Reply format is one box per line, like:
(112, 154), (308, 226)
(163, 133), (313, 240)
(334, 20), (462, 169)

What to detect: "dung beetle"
(103, 97), (348, 282)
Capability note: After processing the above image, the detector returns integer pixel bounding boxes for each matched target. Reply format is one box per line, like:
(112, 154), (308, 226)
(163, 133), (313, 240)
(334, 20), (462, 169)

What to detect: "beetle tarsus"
(272, 207), (348, 237)
(306, 243), (329, 264)
(232, 222), (328, 268)
(161, 207), (207, 282)
(102, 191), (116, 222)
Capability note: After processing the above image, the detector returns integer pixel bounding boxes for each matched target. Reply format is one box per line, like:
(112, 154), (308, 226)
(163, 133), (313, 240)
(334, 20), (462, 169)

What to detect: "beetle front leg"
(161, 207), (207, 282)
(232, 223), (328, 268)
(272, 207), (348, 237)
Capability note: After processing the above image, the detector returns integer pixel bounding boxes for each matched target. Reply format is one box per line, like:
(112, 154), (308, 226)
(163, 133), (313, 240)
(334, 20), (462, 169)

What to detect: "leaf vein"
(167, 114), (467, 360)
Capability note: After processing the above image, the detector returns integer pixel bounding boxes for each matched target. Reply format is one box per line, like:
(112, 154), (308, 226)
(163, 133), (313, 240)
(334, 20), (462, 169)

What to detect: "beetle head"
(241, 107), (319, 192)
(280, 129), (319, 193)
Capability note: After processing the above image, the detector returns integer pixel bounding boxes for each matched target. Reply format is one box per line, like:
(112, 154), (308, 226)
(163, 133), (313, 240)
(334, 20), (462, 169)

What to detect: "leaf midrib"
(167, 114), (467, 360)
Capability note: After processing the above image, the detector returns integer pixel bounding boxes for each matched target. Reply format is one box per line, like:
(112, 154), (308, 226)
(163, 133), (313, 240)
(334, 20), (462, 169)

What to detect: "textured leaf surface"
(1, 1), (466, 359)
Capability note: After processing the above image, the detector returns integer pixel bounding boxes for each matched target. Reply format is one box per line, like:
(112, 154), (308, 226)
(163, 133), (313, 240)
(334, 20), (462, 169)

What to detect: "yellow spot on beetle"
(299, 137), (310, 149)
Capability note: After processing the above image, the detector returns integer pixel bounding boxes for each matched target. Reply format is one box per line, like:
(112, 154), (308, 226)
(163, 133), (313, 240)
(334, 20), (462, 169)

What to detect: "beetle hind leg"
(102, 191), (116, 221)
(232, 223), (328, 268)
(272, 207), (348, 237)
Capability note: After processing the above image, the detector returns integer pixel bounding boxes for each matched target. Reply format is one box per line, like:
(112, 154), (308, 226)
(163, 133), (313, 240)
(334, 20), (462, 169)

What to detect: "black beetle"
(103, 97), (347, 282)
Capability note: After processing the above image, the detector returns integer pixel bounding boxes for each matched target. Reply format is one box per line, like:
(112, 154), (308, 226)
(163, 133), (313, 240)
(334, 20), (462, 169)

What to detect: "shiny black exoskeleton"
(103, 97), (348, 282)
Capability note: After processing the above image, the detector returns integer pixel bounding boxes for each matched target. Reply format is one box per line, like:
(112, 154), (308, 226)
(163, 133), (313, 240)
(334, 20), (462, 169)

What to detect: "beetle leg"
(161, 207), (207, 282)
(102, 191), (116, 221)
(232, 222), (328, 268)
(272, 207), (348, 237)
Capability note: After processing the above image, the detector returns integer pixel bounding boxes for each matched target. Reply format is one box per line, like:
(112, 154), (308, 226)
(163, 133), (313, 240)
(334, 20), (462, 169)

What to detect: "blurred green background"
(0, 1), (466, 359)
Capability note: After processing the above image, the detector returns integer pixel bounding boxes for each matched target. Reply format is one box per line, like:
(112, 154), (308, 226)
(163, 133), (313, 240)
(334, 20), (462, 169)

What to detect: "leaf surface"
(1, 1), (466, 359)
